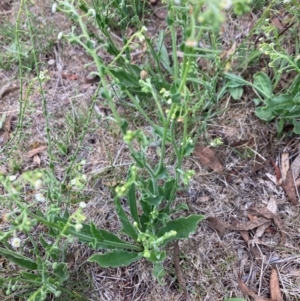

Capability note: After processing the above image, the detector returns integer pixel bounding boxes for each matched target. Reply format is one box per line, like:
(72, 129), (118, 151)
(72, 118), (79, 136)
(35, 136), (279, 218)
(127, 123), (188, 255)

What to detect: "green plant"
(49, 0), (207, 284)
(0, 0), (253, 300)
(253, 28), (300, 135)
(49, 0), (253, 282)
(221, 0), (300, 136)
(224, 68), (300, 136)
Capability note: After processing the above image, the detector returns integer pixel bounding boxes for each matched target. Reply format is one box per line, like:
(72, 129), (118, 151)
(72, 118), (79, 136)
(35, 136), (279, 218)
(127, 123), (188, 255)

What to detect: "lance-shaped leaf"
(163, 179), (176, 201)
(115, 197), (138, 240)
(52, 217), (141, 251)
(89, 250), (142, 267)
(153, 262), (167, 285)
(0, 247), (38, 270)
(53, 263), (70, 283)
(253, 72), (273, 99)
(127, 184), (140, 228)
(157, 215), (205, 246)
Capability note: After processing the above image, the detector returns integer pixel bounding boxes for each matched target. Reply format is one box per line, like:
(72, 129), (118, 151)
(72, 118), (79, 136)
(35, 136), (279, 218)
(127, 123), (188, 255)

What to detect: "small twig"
(173, 240), (187, 300)
(113, 143), (125, 165)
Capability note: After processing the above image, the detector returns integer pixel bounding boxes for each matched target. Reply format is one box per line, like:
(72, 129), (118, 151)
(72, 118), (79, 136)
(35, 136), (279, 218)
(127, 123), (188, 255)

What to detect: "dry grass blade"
(266, 198), (277, 215)
(281, 168), (298, 206)
(291, 151), (300, 179)
(270, 268), (282, 301)
(238, 277), (258, 299)
(232, 218), (263, 265)
(0, 115), (12, 147)
(206, 216), (227, 234)
(33, 155), (41, 166)
(193, 145), (223, 174)
(280, 152), (289, 182)
(25, 145), (48, 158)
(61, 73), (79, 80)
(0, 83), (19, 99)
(220, 41), (237, 60)
(238, 278), (275, 301)
(3, 115), (12, 133)
(206, 216), (270, 231)
(250, 222), (271, 246)
(249, 206), (286, 246)
(173, 241), (187, 300)
(247, 198), (278, 246)
(271, 159), (281, 185)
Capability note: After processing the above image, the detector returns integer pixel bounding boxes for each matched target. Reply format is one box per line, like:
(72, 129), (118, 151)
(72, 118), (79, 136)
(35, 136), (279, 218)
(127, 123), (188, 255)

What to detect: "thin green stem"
(124, 91), (158, 129)
(178, 51), (193, 93)
(154, 104), (176, 178)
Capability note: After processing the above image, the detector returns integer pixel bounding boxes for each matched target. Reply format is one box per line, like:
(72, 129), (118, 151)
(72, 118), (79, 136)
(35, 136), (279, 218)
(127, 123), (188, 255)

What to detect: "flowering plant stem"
(51, 0), (204, 281)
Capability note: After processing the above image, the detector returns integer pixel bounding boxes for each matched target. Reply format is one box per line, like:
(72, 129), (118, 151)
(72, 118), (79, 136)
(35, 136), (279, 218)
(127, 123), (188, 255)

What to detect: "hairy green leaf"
(255, 106), (274, 121)
(21, 272), (42, 282)
(88, 250), (141, 267)
(53, 263), (70, 283)
(229, 86), (243, 100)
(152, 262), (166, 284)
(163, 179), (176, 201)
(127, 184), (140, 227)
(115, 197), (138, 240)
(144, 195), (164, 206)
(156, 30), (173, 75)
(0, 247), (38, 270)
(293, 120), (300, 134)
(157, 215), (205, 245)
(51, 217), (141, 251)
(253, 72), (273, 99)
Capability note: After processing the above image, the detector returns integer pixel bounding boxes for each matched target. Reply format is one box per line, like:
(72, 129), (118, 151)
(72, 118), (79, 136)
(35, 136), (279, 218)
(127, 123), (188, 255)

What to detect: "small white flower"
(75, 223), (83, 232)
(167, 99), (172, 105)
(185, 39), (197, 48)
(221, 0), (232, 10)
(174, 0), (181, 5)
(82, 174), (87, 181)
(51, 3), (57, 13)
(11, 188), (18, 195)
(137, 33), (145, 43)
(79, 201), (87, 208)
(283, 0), (290, 3)
(87, 8), (96, 17)
(39, 71), (45, 80)
(187, 138), (193, 145)
(35, 193), (46, 203)
(8, 175), (17, 181)
(70, 179), (77, 186)
(11, 237), (21, 248)
(34, 179), (43, 190)
(57, 32), (63, 40)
